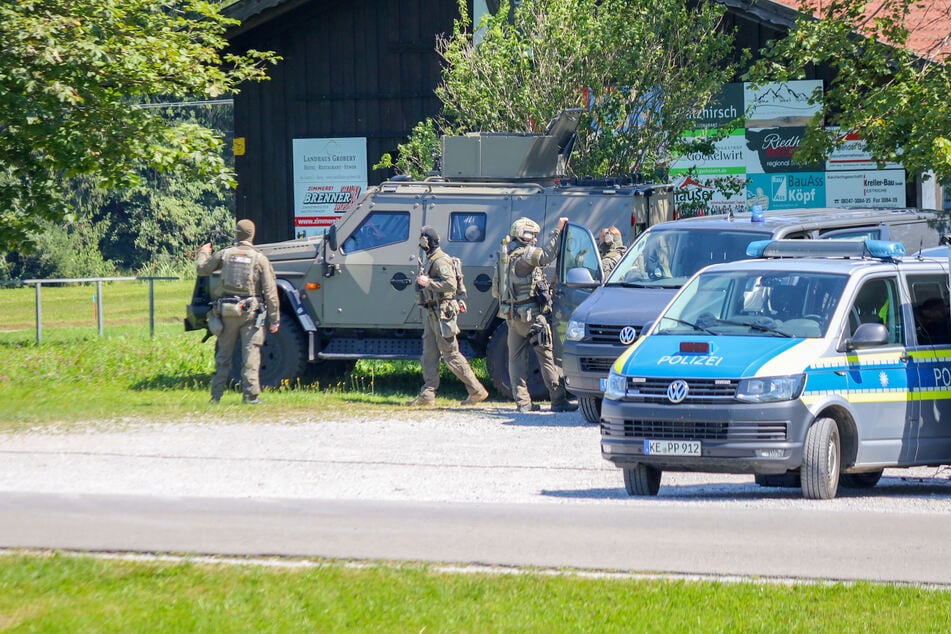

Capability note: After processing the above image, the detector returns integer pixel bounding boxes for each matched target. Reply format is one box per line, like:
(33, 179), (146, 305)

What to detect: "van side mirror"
(565, 267), (600, 289)
(846, 322), (889, 350)
(326, 225), (338, 251)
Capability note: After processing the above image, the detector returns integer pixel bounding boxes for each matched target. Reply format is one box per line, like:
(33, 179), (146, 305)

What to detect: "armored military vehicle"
(185, 109), (673, 399)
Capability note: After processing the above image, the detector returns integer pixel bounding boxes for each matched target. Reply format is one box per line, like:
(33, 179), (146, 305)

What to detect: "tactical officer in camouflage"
(197, 219), (280, 405)
(598, 226), (625, 277)
(408, 226), (489, 407)
(495, 217), (578, 413)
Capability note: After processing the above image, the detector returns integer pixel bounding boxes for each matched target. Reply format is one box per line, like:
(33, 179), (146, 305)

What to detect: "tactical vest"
(220, 245), (260, 297)
(601, 248), (624, 273)
(508, 247), (538, 303)
(496, 245), (544, 316)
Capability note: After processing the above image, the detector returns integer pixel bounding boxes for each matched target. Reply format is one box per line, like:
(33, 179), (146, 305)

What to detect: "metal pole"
(34, 282), (42, 345)
(96, 280), (104, 336)
(148, 278), (156, 338)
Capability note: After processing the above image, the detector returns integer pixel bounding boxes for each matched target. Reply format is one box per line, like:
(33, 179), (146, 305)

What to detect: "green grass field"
(0, 279), (467, 426)
(1, 280), (949, 629)
(3, 553), (951, 633)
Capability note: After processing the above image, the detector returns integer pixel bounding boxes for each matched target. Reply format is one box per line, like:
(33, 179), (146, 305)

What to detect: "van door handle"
(899, 352), (911, 363)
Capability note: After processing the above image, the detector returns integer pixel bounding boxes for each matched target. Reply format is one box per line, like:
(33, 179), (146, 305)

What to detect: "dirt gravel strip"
(2, 407), (951, 512)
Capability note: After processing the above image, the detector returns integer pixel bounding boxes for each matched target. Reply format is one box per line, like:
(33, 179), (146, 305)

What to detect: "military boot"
(407, 395), (436, 406)
(460, 387), (489, 406)
(550, 400), (578, 413)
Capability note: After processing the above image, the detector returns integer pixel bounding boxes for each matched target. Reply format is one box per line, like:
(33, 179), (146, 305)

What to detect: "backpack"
(221, 246), (260, 297)
(449, 255), (468, 301)
(429, 251), (468, 302)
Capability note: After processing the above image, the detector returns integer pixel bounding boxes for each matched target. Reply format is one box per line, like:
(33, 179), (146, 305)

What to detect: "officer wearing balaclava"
(197, 219), (280, 405)
(409, 225), (488, 407)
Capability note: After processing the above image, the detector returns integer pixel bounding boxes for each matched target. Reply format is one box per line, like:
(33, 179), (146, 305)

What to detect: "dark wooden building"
(224, 0), (802, 244)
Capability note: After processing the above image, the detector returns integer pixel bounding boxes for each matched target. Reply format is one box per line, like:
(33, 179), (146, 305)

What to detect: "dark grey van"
(559, 207), (945, 423)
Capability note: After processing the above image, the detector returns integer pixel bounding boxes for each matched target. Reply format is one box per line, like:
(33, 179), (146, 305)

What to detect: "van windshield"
(606, 228), (772, 288)
(654, 270), (848, 338)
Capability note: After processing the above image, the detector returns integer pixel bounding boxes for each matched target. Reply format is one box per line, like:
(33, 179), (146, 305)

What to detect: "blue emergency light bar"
(746, 239), (906, 260)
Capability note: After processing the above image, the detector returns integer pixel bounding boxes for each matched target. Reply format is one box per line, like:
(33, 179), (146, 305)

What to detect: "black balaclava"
(419, 225), (440, 256)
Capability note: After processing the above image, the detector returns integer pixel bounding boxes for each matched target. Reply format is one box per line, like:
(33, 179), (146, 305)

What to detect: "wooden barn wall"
(229, 0), (459, 244)
(227, 0), (815, 243)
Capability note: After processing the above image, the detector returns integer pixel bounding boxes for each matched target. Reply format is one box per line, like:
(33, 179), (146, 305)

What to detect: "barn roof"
(223, 0), (948, 60)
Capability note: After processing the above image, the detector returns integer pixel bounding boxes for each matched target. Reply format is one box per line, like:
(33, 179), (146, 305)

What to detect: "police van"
(561, 207), (944, 424)
(599, 239), (951, 500)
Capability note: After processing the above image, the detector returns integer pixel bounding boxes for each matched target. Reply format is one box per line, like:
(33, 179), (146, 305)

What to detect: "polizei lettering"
(303, 191), (353, 204)
(657, 354), (724, 366)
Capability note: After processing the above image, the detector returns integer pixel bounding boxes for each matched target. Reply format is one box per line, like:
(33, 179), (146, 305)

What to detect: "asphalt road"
(4, 492), (951, 584)
(2, 408), (951, 584)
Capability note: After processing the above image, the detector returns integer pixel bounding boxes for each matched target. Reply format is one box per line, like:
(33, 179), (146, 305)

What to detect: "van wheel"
(579, 396), (602, 424)
(840, 470), (883, 488)
(485, 321), (548, 402)
(623, 464), (662, 496)
(801, 417), (840, 500)
(231, 311), (310, 388)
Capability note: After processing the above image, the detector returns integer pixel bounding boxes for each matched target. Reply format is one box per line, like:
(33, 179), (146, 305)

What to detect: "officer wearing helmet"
(408, 225), (489, 407)
(493, 216), (578, 413)
(197, 219), (280, 404)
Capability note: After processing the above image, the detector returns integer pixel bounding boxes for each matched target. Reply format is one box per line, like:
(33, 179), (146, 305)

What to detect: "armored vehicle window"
(449, 212), (486, 242)
(342, 211), (410, 252)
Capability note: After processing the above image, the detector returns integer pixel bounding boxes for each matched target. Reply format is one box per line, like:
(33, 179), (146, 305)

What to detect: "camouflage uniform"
(410, 227), (488, 406)
(496, 218), (576, 413)
(197, 219), (280, 403)
(599, 227), (625, 277)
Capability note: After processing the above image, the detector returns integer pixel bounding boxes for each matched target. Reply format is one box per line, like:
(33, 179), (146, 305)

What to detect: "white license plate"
(644, 440), (701, 456)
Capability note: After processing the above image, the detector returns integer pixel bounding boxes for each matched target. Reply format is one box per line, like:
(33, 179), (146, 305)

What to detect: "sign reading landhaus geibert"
(292, 137), (368, 237)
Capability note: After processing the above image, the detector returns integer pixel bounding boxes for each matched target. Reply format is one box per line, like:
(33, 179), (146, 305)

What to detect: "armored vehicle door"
(422, 195), (508, 332)
(321, 207), (420, 329)
(551, 221), (602, 360)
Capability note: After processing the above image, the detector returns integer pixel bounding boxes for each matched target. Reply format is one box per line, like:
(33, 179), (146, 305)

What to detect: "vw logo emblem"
(618, 326), (638, 345)
(667, 380), (689, 403)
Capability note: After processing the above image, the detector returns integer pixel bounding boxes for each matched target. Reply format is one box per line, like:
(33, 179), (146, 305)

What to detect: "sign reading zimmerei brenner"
(292, 138), (367, 237)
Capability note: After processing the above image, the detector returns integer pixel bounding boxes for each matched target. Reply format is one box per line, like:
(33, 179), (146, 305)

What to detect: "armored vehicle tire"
(623, 464), (662, 496)
(754, 472), (801, 488)
(579, 396), (602, 424)
(801, 417), (840, 500)
(484, 321), (549, 402)
(229, 310), (310, 388)
(840, 469), (883, 489)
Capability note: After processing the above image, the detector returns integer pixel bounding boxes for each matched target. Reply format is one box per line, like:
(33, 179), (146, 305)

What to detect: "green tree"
(0, 0), (280, 251)
(385, 0), (738, 180)
(746, 0), (951, 183)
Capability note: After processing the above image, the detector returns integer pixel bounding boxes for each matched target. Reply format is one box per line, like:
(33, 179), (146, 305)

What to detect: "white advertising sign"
(744, 80), (822, 128)
(292, 137), (367, 236)
(825, 170), (906, 207)
(825, 130), (902, 171)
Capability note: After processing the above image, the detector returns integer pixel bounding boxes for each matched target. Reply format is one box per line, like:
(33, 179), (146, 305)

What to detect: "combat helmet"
(510, 217), (541, 244)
